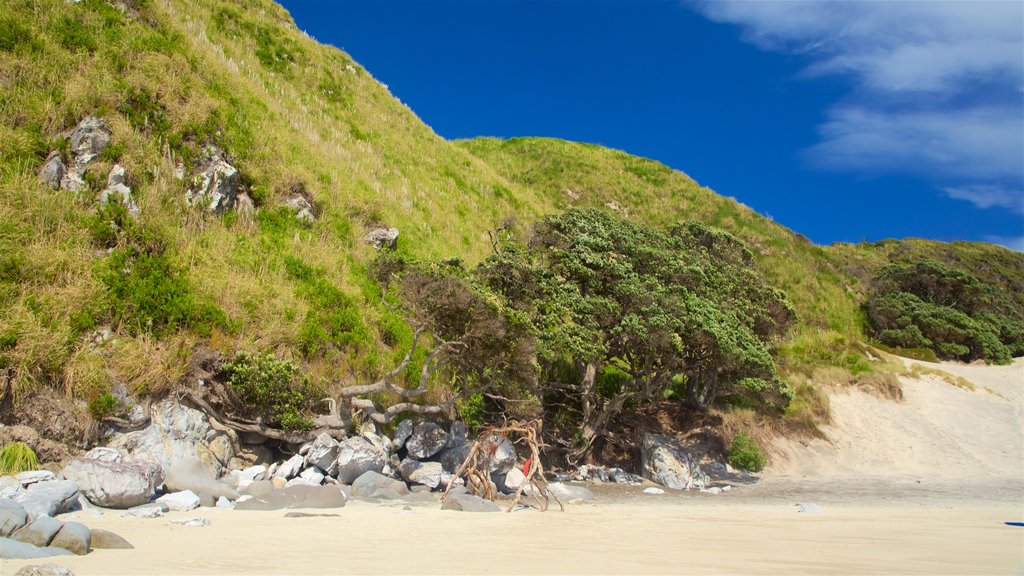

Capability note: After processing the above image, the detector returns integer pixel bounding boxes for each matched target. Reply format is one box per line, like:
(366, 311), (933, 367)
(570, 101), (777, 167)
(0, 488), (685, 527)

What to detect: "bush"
(87, 392), (121, 420)
(727, 431), (767, 472)
(223, 352), (323, 430)
(0, 442), (39, 475)
(455, 393), (485, 434)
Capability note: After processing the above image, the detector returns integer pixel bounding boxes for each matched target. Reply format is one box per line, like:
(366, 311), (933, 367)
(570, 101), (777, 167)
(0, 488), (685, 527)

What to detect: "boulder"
(15, 471), (56, 487)
(441, 493), (500, 513)
(438, 443), (472, 474)
(642, 487), (665, 495)
(608, 468), (643, 485)
(364, 227), (399, 250)
(0, 500), (29, 537)
(406, 423), (448, 460)
(59, 166), (86, 193)
(0, 537), (73, 560)
(14, 564), (76, 576)
(38, 152), (66, 189)
(335, 437), (385, 484)
(156, 490), (200, 512)
(185, 147), (240, 215)
(1, 476), (23, 498)
(164, 458), (239, 506)
(108, 401), (238, 478)
(11, 516), (64, 548)
(216, 496), (232, 508)
(504, 468), (526, 491)
(49, 522), (90, 555)
(82, 447), (122, 464)
(273, 454), (305, 480)
(392, 419), (413, 451)
(398, 460), (443, 489)
(303, 433), (340, 474)
(89, 528), (133, 549)
(61, 458), (162, 509)
(243, 480), (274, 498)
(486, 435), (516, 473)
(350, 471), (408, 500)
(13, 481), (80, 521)
(68, 116), (111, 165)
(119, 504), (163, 519)
(284, 194), (315, 223)
(234, 192), (255, 219)
(238, 465), (266, 483)
(641, 434), (709, 491)
(299, 467), (325, 485)
(549, 483), (596, 503)
(447, 421), (468, 448)
(97, 180), (140, 218)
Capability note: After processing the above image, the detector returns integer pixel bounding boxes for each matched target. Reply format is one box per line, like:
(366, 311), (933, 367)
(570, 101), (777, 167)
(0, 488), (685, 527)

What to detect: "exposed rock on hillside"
(185, 146), (240, 214)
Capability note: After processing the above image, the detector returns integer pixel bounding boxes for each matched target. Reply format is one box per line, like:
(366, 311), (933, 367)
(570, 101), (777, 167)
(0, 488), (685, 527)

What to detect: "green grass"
(0, 442), (39, 474)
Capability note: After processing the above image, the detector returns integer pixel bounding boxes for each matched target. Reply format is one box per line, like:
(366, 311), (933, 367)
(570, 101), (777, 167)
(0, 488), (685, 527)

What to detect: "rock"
(447, 421), (468, 448)
(284, 194), (315, 223)
(608, 468), (643, 485)
(285, 477), (315, 488)
(119, 505), (163, 519)
(156, 490), (200, 512)
(185, 147), (239, 215)
(164, 458), (239, 506)
(234, 192), (255, 219)
(350, 471), (409, 500)
(298, 442), (313, 456)
(438, 443), (472, 474)
(364, 227), (399, 250)
(107, 164), (126, 187)
(335, 437), (386, 484)
(215, 496), (232, 508)
(392, 419), (413, 451)
(284, 512), (339, 518)
(59, 166), (86, 193)
(107, 401), (238, 478)
(238, 465), (267, 483)
(273, 454), (305, 480)
(39, 152), (66, 189)
(167, 518), (209, 527)
(13, 481), (80, 521)
(11, 516), (64, 548)
(303, 433), (340, 474)
(0, 500), (29, 537)
(574, 465), (609, 483)
(243, 480), (273, 498)
(15, 471), (56, 487)
(441, 493), (500, 513)
(641, 433), (709, 491)
(234, 485), (346, 511)
(68, 116), (111, 165)
(406, 423), (448, 460)
(486, 435), (516, 474)
(398, 460), (443, 489)
(504, 468), (526, 491)
(643, 487), (665, 495)
(0, 537), (73, 560)
(97, 182), (140, 218)
(361, 430), (391, 458)
(61, 458), (162, 509)
(49, 522), (90, 555)
(14, 564), (76, 576)
(89, 529), (133, 549)
(1, 476), (23, 498)
(271, 477), (287, 490)
(82, 447), (122, 463)
(703, 486), (722, 495)
(797, 502), (823, 514)
(299, 467), (325, 485)
(533, 482), (596, 503)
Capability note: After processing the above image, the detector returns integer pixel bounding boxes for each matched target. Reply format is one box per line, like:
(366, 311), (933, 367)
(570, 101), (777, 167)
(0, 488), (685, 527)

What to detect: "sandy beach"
(3, 359), (1022, 575)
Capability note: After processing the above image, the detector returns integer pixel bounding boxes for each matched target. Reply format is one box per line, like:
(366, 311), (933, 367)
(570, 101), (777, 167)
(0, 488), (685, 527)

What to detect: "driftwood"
(441, 419), (563, 513)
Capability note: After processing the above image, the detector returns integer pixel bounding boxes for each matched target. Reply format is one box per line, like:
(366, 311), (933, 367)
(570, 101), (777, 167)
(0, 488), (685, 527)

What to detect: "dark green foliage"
(0, 15), (33, 52)
(118, 87), (171, 137)
(283, 255), (368, 357)
(88, 392), (120, 420)
(51, 13), (97, 52)
(455, 393), (485, 434)
(98, 248), (227, 336)
(867, 260), (1020, 363)
(223, 352), (323, 430)
(727, 431), (766, 472)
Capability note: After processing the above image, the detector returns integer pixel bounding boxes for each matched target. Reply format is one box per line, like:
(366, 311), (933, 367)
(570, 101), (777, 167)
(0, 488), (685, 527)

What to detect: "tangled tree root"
(442, 419), (564, 513)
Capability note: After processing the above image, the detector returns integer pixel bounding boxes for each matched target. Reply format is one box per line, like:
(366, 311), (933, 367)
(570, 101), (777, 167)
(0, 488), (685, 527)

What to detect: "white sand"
(3, 359), (1022, 575)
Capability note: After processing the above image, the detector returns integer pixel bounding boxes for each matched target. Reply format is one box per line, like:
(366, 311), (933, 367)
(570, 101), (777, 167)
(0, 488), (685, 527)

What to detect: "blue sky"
(280, 1), (1024, 250)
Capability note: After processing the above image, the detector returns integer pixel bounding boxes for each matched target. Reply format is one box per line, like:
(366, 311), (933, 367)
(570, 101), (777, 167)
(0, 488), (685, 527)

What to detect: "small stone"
(797, 502), (823, 514)
(14, 563), (76, 576)
(167, 518), (210, 527)
(271, 477), (287, 490)
(120, 505), (163, 519)
(364, 227), (399, 250)
(643, 487), (665, 495)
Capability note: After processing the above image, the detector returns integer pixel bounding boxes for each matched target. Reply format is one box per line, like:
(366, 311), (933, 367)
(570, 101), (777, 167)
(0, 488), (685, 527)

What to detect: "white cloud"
(982, 235), (1024, 252)
(944, 185), (1024, 213)
(691, 0), (1024, 213)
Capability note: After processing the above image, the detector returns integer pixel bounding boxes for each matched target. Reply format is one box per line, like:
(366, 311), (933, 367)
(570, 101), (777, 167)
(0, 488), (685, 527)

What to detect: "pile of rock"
(185, 146), (245, 215)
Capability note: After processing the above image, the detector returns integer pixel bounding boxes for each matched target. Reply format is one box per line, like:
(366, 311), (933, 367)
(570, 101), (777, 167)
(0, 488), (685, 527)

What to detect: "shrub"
(88, 392), (120, 420)
(0, 442), (39, 475)
(455, 393), (485, 434)
(727, 431), (767, 472)
(222, 352), (323, 430)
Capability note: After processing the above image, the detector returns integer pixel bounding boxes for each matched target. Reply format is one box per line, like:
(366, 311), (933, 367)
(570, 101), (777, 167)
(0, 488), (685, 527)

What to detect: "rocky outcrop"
(107, 400), (238, 478)
(364, 227), (399, 250)
(68, 116), (111, 165)
(96, 164), (140, 218)
(185, 146), (240, 215)
(61, 457), (162, 509)
(641, 433), (709, 491)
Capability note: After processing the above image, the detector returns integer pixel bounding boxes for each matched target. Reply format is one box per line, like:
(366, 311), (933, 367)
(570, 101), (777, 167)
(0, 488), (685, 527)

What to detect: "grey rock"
(185, 147), (239, 214)
(438, 443), (472, 474)
(0, 500), (29, 537)
(167, 518), (209, 527)
(107, 400), (238, 478)
(15, 471), (56, 487)
(82, 447), (122, 464)
(215, 496), (232, 508)
(107, 164), (126, 187)
(1, 476), (23, 498)
(0, 537), (73, 560)
(350, 471), (409, 500)
(392, 419), (413, 451)
(49, 522), (90, 555)
(608, 468), (643, 485)
(642, 487), (665, 495)
(273, 454), (305, 480)
(284, 512), (339, 518)
(797, 502), (823, 514)
(284, 194), (315, 223)
(234, 485), (346, 511)
(441, 493), (500, 513)
(486, 435), (516, 474)
(155, 490), (200, 512)
(243, 480), (273, 498)
(447, 421), (468, 448)
(504, 468), (526, 491)
(68, 116), (111, 165)
(234, 192), (255, 219)
(97, 182), (140, 218)
(285, 477), (316, 488)
(238, 465), (266, 483)
(335, 437), (386, 484)
(61, 458), (162, 509)
(364, 227), (399, 250)
(13, 481), (80, 521)
(398, 460), (443, 489)
(304, 433), (340, 474)
(89, 529), (133, 549)
(406, 423), (448, 460)
(164, 458), (239, 506)
(11, 516), (64, 547)
(39, 152), (66, 189)
(119, 504), (163, 519)
(526, 482), (596, 503)
(59, 166), (86, 193)
(299, 467), (325, 486)
(361, 430), (391, 458)
(14, 563), (76, 576)
(641, 433), (709, 491)
(574, 465), (609, 483)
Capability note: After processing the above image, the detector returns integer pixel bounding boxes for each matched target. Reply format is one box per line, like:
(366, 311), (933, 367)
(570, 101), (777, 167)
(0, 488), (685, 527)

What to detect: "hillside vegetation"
(1, 0), (1021, 457)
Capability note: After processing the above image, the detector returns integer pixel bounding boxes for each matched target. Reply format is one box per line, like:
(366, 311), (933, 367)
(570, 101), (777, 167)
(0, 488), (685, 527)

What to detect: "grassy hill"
(1, 0), (1020, 447)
